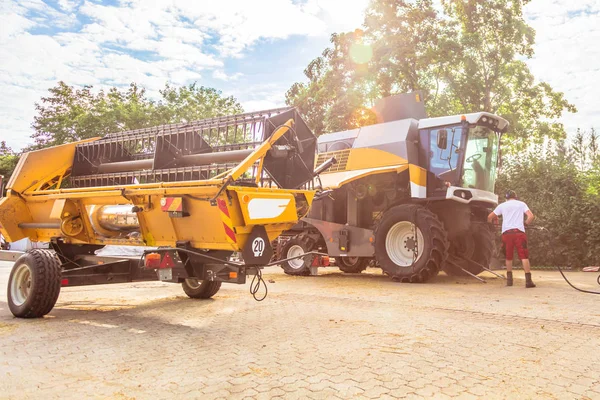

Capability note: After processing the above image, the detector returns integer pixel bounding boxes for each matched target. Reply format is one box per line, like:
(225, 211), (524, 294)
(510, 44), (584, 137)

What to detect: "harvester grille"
(316, 150), (350, 172)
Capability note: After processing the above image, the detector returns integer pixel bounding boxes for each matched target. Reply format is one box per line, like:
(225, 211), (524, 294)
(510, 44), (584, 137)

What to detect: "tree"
(286, 31), (380, 135)
(158, 83), (243, 123)
(30, 82), (243, 150)
(0, 141), (19, 192)
(287, 0), (576, 146)
(30, 82), (157, 149)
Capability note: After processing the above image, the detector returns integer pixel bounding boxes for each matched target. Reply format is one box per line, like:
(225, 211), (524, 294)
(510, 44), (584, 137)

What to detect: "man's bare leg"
(506, 259), (513, 286)
(521, 259), (531, 273)
(522, 258), (536, 288)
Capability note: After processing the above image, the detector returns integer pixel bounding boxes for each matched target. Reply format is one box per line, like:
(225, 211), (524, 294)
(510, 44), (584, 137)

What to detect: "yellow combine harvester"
(277, 93), (508, 282)
(0, 108), (318, 318)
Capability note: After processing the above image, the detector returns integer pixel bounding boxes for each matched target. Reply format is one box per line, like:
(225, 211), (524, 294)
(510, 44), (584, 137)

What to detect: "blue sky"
(1, 0), (599, 151)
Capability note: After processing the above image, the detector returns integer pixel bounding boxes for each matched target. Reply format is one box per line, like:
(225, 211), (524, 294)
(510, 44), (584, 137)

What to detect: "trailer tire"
(336, 257), (369, 273)
(375, 204), (448, 283)
(443, 225), (495, 276)
(7, 249), (62, 318)
(280, 237), (311, 276)
(182, 279), (222, 299)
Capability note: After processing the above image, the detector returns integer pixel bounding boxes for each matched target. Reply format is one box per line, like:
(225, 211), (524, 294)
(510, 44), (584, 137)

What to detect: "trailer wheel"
(7, 250), (62, 318)
(182, 279), (222, 299)
(443, 225), (495, 276)
(336, 257), (369, 273)
(374, 204), (448, 283)
(280, 237), (311, 276)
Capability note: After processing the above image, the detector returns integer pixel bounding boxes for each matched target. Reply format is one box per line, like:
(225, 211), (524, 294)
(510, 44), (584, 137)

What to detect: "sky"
(0, 0), (599, 151)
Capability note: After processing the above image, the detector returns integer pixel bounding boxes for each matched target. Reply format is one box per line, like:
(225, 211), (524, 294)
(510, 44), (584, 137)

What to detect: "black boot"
(506, 271), (513, 286)
(525, 273), (536, 288)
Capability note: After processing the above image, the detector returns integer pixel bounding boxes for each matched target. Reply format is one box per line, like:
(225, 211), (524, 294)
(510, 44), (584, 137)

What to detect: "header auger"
(0, 107), (319, 317)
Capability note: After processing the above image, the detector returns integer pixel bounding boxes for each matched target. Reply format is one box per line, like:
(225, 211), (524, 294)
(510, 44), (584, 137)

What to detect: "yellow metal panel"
(0, 178), (313, 251)
(318, 165), (409, 189)
(49, 199), (67, 220)
(408, 164), (427, 186)
(0, 197), (34, 242)
(234, 189), (298, 227)
(346, 148), (408, 170)
(8, 138), (99, 194)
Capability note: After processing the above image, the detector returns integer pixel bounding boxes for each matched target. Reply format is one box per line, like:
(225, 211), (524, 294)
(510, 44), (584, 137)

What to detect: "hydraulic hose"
(556, 265), (600, 295)
(495, 224), (600, 295)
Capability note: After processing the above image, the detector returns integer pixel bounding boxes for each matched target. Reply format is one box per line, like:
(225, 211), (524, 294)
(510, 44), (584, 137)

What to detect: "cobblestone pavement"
(1, 260), (599, 399)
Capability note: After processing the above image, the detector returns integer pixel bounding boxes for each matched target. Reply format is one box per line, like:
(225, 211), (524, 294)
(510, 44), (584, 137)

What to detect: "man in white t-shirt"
(487, 190), (536, 287)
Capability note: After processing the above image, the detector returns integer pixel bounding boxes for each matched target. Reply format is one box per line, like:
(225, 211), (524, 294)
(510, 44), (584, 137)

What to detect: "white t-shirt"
(493, 200), (530, 233)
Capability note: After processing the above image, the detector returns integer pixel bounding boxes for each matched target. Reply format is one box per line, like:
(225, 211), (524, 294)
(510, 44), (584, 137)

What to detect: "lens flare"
(349, 42), (373, 64)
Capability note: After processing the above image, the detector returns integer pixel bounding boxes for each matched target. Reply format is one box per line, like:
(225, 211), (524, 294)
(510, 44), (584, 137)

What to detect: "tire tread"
(8, 249), (61, 318)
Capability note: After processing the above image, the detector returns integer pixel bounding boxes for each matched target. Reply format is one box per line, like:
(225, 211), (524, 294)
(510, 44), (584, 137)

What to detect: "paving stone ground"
(1, 260), (599, 399)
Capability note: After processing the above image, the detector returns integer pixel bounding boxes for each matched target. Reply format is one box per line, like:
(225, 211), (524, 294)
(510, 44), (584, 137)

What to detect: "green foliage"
(158, 83), (243, 123)
(287, 0), (576, 143)
(496, 133), (600, 267)
(0, 141), (18, 182)
(30, 81), (243, 150)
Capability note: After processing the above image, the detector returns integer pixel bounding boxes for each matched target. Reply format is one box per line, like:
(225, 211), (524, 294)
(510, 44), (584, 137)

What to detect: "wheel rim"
(286, 244), (305, 269)
(185, 278), (201, 289)
(385, 221), (425, 267)
(341, 257), (359, 266)
(10, 263), (32, 306)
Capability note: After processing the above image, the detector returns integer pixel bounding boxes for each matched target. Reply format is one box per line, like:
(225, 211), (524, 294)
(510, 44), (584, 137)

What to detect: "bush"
(496, 152), (600, 268)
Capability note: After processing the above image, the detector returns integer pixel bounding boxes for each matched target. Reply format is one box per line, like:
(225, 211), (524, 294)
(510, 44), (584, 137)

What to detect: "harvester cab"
(418, 112), (507, 203)
(277, 93), (509, 282)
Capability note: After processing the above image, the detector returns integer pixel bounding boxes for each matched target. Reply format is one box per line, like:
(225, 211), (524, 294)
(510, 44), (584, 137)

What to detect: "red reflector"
(61, 279), (69, 286)
(159, 252), (175, 268)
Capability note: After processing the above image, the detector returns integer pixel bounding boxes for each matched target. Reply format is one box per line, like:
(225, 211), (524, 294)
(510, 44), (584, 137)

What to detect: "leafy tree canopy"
(286, 0), (576, 149)
(30, 81), (243, 150)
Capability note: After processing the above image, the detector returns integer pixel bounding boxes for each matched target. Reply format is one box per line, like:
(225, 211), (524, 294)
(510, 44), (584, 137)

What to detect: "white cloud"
(0, 0), (597, 153)
(212, 70), (243, 81)
(57, 0), (81, 12)
(242, 99), (281, 112)
(1, 0), (367, 150)
(524, 0), (600, 134)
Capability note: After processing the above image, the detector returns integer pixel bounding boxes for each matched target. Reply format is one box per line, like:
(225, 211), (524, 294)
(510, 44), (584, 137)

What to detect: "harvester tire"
(375, 204), (448, 283)
(336, 257), (369, 273)
(7, 249), (62, 318)
(280, 237), (311, 276)
(182, 279), (222, 299)
(443, 224), (495, 276)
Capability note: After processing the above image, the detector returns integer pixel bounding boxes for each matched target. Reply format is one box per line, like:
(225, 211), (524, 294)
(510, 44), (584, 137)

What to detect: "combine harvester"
(0, 108), (319, 318)
(277, 93), (508, 282)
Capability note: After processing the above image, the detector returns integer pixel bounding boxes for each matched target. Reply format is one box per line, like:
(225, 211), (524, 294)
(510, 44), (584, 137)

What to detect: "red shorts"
(502, 230), (529, 260)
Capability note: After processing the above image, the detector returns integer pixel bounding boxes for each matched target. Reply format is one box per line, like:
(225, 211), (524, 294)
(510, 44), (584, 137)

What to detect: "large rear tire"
(8, 250), (62, 318)
(336, 257), (369, 273)
(443, 224), (495, 276)
(374, 204), (448, 283)
(280, 237), (312, 276)
(182, 279), (222, 299)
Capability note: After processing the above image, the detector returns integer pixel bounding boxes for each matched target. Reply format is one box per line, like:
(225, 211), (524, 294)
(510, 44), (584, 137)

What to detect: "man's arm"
(487, 211), (499, 225)
(525, 210), (535, 226)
